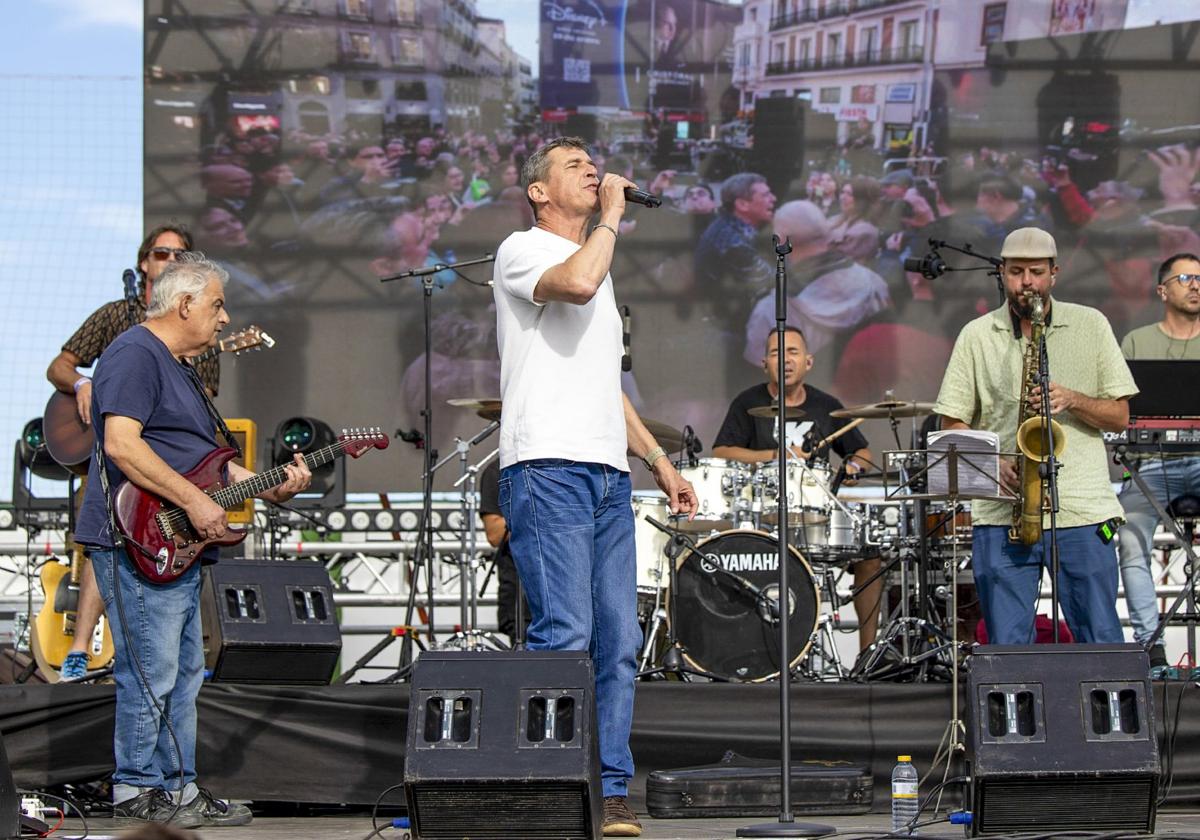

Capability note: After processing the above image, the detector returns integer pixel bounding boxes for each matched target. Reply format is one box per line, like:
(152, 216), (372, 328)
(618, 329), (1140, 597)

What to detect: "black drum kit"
(449, 395), (978, 684)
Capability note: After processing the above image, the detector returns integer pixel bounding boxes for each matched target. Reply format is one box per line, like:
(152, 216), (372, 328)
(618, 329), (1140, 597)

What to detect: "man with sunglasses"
(45, 224), (219, 680)
(1118, 253), (1200, 673)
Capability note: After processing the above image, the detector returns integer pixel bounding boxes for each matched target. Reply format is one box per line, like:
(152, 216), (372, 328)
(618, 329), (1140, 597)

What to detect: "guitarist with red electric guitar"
(43, 224), (211, 681)
(72, 254), (328, 828)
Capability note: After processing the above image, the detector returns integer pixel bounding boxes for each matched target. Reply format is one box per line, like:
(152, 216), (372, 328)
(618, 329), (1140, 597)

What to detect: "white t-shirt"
(493, 226), (629, 471)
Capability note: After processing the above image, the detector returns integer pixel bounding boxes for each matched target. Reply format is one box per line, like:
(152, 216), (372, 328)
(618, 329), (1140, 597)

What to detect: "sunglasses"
(149, 247), (187, 260)
(1163, 273), (1200, 288)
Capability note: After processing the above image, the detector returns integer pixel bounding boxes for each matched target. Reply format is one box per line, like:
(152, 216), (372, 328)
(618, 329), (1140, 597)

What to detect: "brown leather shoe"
(602, 795), (643, 837)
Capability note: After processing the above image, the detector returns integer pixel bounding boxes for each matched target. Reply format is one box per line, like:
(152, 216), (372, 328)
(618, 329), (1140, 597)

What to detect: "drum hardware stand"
(378, 254), (495, 677)
(849, 546), (956, 683)
(738, 234), (834, 839)
(439, 431), (509, 652)
(797, 564), (849, 681)
(636, 517), (729, 682)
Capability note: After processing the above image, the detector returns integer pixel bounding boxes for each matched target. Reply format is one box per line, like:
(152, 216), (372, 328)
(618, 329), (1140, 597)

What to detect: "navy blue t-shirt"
(75, 325), (218, 551)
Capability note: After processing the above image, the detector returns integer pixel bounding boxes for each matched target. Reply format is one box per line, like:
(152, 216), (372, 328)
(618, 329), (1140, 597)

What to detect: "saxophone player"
(933, 227), (1137, 644)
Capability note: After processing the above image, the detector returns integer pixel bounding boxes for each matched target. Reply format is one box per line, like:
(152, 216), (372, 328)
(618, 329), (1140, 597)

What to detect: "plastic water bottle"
(891, 755), (919, 833)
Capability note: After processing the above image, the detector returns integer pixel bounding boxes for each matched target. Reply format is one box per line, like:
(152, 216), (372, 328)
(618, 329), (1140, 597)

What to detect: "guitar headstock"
(339, 427), (391, 458)
(219, 325), (276, 355)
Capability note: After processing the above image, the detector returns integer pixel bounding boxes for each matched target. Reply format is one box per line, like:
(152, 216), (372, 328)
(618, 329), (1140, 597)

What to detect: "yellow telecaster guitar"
(32, 543), (114, 678)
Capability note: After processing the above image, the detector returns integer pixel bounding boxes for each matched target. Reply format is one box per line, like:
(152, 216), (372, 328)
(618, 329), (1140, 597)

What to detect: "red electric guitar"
(114, 428), (388, 584)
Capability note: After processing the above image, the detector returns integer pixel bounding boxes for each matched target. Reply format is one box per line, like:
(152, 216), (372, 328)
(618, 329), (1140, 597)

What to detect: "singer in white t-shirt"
(493, 136), (696, 838)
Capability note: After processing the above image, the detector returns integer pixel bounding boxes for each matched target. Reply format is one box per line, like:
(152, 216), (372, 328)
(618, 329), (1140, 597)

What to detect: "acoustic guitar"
(115, 429), (388, 584)
(42, 325), (275, 474)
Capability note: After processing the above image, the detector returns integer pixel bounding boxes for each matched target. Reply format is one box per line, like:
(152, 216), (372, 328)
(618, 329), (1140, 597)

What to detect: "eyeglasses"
(149, 247), (187, 260)
(1163, 273), (1200, 288)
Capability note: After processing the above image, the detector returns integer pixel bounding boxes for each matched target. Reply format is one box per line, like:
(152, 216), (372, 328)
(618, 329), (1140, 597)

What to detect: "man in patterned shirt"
(45, 223), (219, 679)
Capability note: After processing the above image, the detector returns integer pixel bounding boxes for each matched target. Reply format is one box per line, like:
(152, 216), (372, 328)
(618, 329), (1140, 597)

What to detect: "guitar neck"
(193, 344), (222, 364)
(209, 443), (347, 509)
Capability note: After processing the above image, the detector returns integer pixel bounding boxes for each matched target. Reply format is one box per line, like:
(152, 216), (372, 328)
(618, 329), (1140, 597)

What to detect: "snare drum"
(632, 494), (670, 597)
(675, 458), (754, 533)
(790, 504), (863, 561)
(759, 461), (833, 527)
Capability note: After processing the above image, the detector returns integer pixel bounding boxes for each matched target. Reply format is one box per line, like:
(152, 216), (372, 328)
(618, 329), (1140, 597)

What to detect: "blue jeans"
(91, 548), (204, 802)
(973, 524), (1122, 644)
(1119, 458), (1200, 645)
(499, 460), (641, 798)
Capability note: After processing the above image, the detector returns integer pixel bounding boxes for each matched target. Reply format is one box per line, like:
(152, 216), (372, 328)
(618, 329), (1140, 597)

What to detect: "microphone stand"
(377, 254), (495, 678)
(1037, 331), (1064, 642)
(739, 237), (833, 840)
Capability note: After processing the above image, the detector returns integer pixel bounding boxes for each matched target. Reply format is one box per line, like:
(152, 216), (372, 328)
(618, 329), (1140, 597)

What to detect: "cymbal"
(830, 400), (936, 420)
(638, 417), (684, 452)
(747, 404), (807, 421)
(447, 397), (502, 422)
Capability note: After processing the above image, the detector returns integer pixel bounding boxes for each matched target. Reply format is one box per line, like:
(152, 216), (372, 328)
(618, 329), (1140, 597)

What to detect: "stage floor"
(36, 810), (1200, 839)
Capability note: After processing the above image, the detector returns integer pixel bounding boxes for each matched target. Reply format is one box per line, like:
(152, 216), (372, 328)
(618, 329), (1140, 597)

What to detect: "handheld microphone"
(620, 305), (632, 372)
(623, 187), (662, 208)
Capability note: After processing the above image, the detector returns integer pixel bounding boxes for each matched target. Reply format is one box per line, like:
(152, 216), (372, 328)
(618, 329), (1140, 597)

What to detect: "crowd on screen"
(189, 122), (1200, 403)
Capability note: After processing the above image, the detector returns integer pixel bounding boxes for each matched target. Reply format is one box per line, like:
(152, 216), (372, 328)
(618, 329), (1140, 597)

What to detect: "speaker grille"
(411, 782), (591, 839)
(978, 777), (1155, 832)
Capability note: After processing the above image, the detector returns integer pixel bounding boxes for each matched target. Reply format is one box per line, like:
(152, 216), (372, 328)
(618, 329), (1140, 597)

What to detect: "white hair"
(145, 252), (229, 318)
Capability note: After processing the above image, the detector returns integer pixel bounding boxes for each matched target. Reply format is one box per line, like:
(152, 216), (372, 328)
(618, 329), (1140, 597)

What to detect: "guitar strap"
(181, 358), (242, 461)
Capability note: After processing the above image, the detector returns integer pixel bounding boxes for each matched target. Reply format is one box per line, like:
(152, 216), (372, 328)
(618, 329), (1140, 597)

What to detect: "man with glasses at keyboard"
(45, 224), (220, 680)
(1118, 252), (1200, 674)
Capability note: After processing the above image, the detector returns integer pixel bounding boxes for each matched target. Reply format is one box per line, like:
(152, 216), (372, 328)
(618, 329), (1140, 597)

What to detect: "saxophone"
(1009, 292), (1066, 545)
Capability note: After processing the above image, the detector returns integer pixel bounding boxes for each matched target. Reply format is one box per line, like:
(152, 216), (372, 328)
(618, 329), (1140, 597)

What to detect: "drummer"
(712, 326), (882, 651)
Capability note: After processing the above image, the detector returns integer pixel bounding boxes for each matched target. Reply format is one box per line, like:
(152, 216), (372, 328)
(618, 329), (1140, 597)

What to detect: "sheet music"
(927, 430), (1001, 497)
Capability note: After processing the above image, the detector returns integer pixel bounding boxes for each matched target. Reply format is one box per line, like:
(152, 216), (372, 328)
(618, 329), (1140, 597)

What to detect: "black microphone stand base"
(637, 643), (729, 682)
(737, 819), (835, 838)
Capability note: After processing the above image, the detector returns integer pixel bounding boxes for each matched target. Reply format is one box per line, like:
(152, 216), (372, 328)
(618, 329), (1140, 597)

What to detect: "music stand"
(881, 443), (1014, 789)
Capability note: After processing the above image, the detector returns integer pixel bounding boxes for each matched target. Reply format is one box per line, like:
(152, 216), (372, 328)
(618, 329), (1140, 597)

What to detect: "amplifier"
(966, 644), (1158, 835)
(223, 419), (256, 525)
(200, 557), (341, 684)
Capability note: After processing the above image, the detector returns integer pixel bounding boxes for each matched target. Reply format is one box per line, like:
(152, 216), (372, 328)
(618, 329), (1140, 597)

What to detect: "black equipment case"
(646, 751), (873, 818)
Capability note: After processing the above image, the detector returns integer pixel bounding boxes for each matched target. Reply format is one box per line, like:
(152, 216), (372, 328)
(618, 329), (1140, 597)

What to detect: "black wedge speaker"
(966, 644), (1159, 835)
(404, 650), (602, 840)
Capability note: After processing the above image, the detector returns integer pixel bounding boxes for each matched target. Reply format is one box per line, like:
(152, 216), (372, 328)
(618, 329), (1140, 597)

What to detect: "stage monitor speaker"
(0, 731), (17, 840)
(200, 558), (341, 685)
(966, 644), (1158, 836)
(752, 97), (802, 198)
(404, 650), (602, 840)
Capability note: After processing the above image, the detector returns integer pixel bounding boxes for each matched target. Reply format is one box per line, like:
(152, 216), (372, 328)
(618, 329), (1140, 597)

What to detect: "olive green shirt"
(1120, 322), (1200, 360)
(933, 299), (1137, 527)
